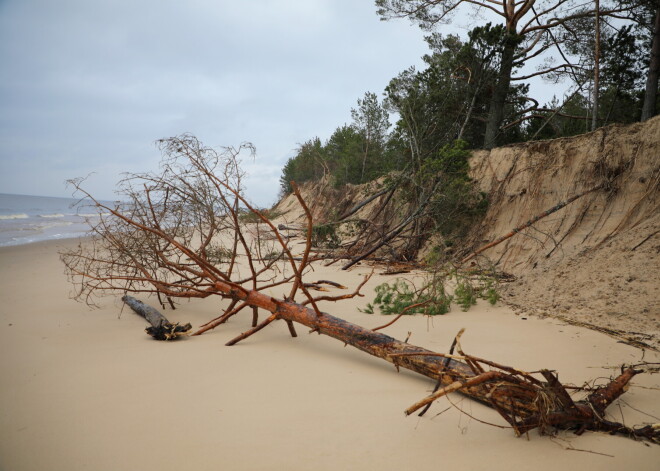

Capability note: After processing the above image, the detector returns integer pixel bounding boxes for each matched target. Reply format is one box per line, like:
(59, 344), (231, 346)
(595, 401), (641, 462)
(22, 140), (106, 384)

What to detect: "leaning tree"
(61, 135), (659, 442)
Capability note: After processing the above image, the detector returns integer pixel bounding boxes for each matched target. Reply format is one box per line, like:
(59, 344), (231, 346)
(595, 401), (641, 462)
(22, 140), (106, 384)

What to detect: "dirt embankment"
(469, 117), (660, 348)
(275, 117), (660, 348)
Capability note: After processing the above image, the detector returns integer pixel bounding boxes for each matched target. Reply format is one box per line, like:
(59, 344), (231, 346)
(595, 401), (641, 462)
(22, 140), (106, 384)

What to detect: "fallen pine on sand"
(61, 135), (659, 445)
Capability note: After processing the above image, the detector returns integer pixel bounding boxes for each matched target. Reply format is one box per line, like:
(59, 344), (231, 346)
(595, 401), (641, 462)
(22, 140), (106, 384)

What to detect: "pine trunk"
(122, 287), (659, 441)
(642, 4), (660, 121)
(484, 37), (516, 149)
(208, 281), (658, 440)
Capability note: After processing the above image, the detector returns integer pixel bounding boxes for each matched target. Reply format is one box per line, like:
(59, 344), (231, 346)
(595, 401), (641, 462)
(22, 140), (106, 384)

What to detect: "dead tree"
(61, 134), (659, 443)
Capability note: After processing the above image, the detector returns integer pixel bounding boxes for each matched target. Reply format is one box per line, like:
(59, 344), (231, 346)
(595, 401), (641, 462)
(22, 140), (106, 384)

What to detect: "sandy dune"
(1, 239), (659, 470)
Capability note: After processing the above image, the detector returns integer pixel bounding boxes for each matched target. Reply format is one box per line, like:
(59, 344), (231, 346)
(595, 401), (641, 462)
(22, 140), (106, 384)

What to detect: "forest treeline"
(280, 0), (660, 195)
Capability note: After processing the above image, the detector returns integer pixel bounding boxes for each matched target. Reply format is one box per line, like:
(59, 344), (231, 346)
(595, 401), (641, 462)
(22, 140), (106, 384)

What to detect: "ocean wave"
(0, 213), (29, 220)
(41, 221), (74, 228)
(0, 220), (75, 232)
(75, 213), (105, 218)
(39, 213), (65, 218)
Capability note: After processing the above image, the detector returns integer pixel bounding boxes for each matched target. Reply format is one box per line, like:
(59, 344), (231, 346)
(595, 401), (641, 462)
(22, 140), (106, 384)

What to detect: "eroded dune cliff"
(469, 117), (660, 347)
(275, 117), (660, 348)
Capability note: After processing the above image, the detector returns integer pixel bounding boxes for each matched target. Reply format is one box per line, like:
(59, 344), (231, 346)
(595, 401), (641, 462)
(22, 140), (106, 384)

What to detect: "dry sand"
(1, 238), (659, 471)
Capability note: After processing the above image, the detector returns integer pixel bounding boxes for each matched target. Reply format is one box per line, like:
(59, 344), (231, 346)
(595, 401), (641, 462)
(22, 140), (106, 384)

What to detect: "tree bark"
(200, 281), (659, 441)
(642, 3), (660, 121)
(592, 0), (600, 131)
(484, 36), (517, 149)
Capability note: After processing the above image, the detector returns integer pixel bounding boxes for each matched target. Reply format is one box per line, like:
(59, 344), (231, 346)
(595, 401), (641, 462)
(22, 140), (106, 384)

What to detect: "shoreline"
(1, 239), (659, 470)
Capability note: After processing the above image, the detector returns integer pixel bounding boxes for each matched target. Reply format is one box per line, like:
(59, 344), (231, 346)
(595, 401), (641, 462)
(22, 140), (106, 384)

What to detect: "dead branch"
(122, 295), (191, 340)
(337, 185), (394, 221)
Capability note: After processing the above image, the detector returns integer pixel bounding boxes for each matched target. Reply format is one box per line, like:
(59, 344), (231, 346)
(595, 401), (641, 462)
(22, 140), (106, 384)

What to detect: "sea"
(0, 193), (108, 247)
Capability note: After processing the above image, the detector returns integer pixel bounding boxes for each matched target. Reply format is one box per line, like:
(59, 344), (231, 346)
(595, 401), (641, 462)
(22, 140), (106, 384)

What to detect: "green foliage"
(452, 271), (500, 311)
(279, 92), (394, 195)
(238, 208), (286, 224)
(279, 138), (328, 194)
(204, 244), (232, 264)
(361, 278), (452, 316)
(385, 26), (528, 158)
(453, 277), (478, 311)
(526, 19), (650, 140)
(325, 125), (368, 187)
(311, 223), (341, 249)
(483, 281), (500, 306)
(279, 25), (535, 197)
(362, 270), (500, 315)
(415, 140), (489, 242)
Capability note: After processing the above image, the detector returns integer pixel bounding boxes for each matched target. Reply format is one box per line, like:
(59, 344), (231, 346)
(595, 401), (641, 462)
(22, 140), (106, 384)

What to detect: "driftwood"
(220, 286), (658, 441)
(122, 295), (191, 340)
(277, 223), (304, 232)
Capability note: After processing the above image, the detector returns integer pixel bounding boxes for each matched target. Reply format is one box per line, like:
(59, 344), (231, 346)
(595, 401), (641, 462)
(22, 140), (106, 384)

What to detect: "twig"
(631, 229), (660, 251)
(418, 328), (463, 417)
(225, 313), (279, 346)
(372, 300), (432, 332)
(303, 272), (372, 305)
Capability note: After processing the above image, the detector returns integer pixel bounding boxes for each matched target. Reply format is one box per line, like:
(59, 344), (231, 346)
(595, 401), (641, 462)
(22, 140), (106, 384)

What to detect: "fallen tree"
(123, 290), (660, 441)
(61, 134), (659, 443)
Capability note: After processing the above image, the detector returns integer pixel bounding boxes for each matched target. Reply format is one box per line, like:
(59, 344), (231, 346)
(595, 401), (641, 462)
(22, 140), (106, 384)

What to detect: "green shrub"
(238, 208), (286, 224)
(362, 270), (500, 316)
(361, 278), (452, 316)
(204, 244), (232, 264)
(311, 224), (341, 249)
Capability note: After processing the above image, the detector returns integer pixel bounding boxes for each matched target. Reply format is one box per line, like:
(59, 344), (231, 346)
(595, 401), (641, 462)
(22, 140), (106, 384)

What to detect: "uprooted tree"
(61, 134), (659, 443)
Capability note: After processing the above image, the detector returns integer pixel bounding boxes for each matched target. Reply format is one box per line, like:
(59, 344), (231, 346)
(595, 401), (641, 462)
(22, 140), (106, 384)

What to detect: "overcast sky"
(1, 1), (563, 207)
(0, 0), (443, 206)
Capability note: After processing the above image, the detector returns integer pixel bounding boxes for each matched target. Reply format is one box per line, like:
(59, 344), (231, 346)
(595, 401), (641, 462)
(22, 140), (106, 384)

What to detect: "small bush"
(362, 270), (500, 315)
(312, 224), (341, 248)
(239, 208), (286, 224)
(361, 278), (452, 316)
(204, 244), (232, 264)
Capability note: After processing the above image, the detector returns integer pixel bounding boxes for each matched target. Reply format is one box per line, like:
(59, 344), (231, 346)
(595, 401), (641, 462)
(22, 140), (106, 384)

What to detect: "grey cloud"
(0, 0), (429, 205)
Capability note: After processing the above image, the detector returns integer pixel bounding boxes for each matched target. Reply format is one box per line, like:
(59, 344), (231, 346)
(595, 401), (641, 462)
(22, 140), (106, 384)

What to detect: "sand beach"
(1, 238), (659, 470)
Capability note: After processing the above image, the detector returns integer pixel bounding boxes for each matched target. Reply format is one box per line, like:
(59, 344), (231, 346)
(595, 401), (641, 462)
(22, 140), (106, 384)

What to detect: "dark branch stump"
(122, 295), (191, 340)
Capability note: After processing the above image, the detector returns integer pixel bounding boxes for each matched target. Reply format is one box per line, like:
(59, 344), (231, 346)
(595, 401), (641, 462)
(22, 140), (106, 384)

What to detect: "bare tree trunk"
(484, 37), (517, 149)
(642, 3), (660, 121)
(592, 0), (600, 131)
(360, 136), (370, 184)
(458, 87), (479, 141)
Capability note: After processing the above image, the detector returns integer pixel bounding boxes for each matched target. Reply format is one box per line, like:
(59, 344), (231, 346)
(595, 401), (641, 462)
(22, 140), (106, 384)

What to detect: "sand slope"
(1, 239), (659, 470)
(275, 118), (660, 349)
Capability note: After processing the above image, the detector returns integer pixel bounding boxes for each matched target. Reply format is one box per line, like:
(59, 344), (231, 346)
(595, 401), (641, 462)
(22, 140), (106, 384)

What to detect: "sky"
(0, 0), (440, 206)
(0, 1), (565, 207)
